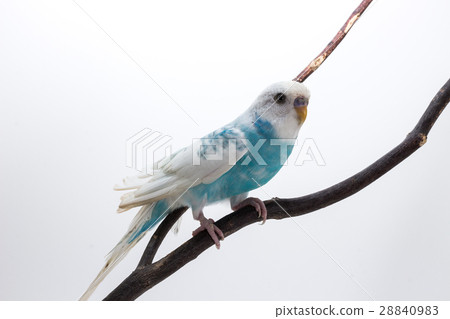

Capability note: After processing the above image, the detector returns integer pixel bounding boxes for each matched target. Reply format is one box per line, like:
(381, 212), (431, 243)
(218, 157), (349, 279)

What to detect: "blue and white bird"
(80, 81), (310, 300)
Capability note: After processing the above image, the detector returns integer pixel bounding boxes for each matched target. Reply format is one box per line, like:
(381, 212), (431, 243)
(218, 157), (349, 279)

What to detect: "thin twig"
(104, 78), (450, 300)
(137, 207), (188, 268)
(294, 0), (373, 83)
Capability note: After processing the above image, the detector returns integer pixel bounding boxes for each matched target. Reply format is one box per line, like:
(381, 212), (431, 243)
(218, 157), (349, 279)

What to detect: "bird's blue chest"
(187, 118), (295, 204)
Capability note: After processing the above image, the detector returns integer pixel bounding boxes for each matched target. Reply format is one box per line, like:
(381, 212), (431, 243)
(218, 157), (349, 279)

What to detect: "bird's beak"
(294, 97), (308, 124)
(295, 106), (307, 124)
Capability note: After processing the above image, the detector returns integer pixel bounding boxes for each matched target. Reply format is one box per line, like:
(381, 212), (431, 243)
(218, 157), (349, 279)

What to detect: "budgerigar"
(80, 81), (310, 300)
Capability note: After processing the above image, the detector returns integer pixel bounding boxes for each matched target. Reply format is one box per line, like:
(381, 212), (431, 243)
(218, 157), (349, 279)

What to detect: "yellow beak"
(295, 106), (307, 124)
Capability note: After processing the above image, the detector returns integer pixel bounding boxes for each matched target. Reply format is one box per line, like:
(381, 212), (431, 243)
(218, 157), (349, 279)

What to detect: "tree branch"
(104, 78), (450, 300)
(136, 207), (188, 268)
(294, 0), (373, 83)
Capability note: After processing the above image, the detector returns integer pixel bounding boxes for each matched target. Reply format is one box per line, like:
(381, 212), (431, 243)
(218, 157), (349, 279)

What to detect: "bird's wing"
(116, 125), (249, 212)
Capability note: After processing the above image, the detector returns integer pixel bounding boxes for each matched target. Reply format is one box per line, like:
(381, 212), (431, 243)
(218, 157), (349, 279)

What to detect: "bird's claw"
(232, 197), (267, 225)
(193, 215), (224, 249)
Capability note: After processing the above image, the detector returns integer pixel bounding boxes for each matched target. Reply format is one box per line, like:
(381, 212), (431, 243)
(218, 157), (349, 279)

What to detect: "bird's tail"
(79, 200), (170, 301)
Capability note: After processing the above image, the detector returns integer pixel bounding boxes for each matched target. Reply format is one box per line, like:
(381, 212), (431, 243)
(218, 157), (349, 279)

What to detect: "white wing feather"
(116, 126), (249, 212)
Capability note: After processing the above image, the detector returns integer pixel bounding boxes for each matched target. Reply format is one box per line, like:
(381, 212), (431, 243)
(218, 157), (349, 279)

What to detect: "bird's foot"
(192, 212), (224, 249)
(232, 197), (267, 224)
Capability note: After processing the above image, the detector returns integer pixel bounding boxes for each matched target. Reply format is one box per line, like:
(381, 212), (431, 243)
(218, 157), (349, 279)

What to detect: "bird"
(80, 80), (310, 300)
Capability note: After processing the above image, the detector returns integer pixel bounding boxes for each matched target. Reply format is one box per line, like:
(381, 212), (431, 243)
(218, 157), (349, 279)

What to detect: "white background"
(1, 0), (449, 301)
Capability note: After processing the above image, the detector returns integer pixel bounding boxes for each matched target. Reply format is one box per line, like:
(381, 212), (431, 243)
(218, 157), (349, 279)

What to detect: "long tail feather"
(80, 201), (168, 301)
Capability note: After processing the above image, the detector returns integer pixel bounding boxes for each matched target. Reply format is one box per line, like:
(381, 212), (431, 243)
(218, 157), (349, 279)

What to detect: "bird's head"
(251, 81), (310, 137)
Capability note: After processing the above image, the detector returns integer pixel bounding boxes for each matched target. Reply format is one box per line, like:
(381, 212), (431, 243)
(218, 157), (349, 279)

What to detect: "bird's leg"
(232, 197), (267, 224)
(192, 212), (224, 249)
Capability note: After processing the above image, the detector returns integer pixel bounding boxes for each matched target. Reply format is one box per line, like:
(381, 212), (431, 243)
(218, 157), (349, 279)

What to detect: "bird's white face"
(252, 81), (310, 138)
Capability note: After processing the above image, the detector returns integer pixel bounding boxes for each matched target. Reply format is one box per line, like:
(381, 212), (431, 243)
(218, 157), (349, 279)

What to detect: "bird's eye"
(273, 93), (286, 104)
